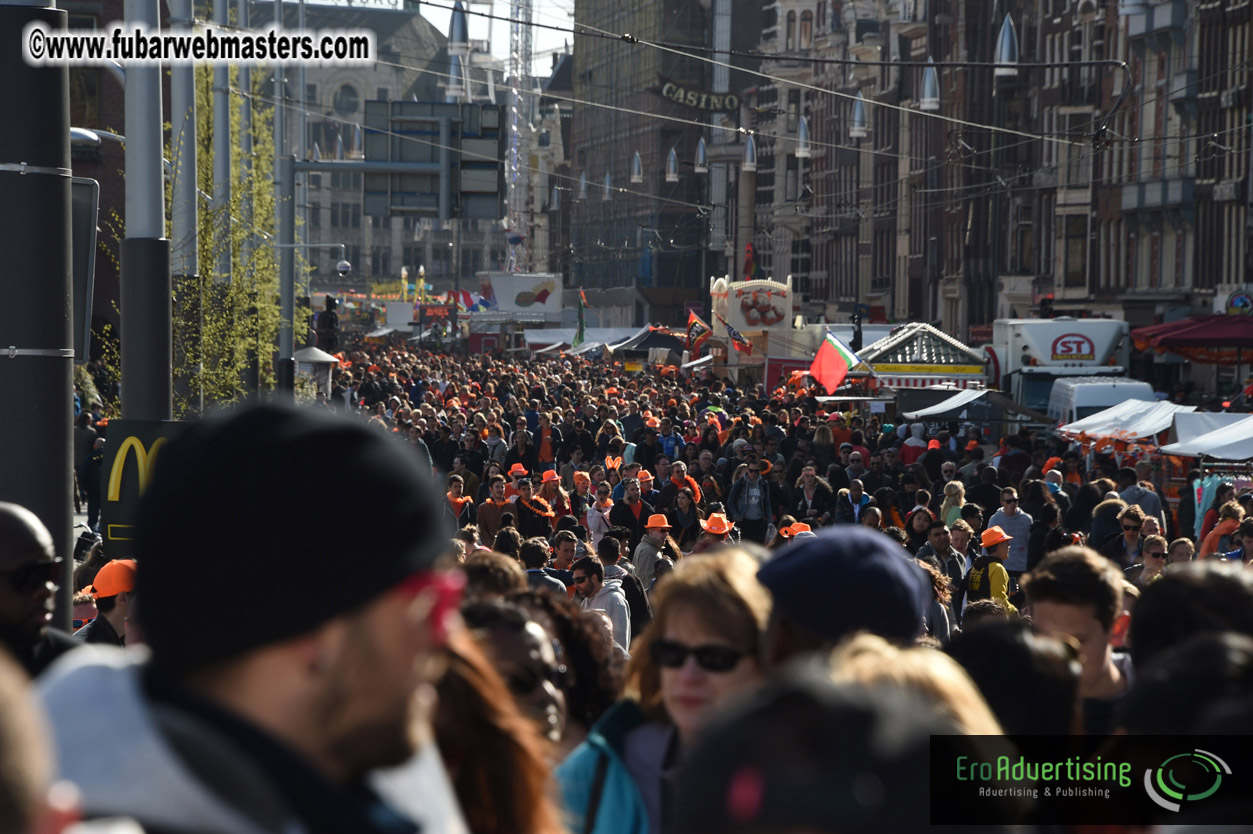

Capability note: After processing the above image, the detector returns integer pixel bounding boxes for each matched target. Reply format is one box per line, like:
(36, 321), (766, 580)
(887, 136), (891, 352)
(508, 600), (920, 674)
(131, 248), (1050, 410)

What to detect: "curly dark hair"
(507, 588), (623, 731)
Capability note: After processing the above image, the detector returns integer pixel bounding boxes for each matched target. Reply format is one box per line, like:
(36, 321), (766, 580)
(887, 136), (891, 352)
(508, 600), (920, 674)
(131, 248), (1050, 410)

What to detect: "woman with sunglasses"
(557, 551), (769, 834)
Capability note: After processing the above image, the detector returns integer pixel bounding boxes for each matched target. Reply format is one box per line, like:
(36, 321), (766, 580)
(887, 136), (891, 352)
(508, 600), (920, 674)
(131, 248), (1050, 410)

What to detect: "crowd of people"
(2, 340), (1250, 833)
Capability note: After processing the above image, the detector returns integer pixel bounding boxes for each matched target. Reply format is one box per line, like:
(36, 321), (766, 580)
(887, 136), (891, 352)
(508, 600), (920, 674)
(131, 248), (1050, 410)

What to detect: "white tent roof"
(1167, 412), (1249, 445)
(566, 340), (607, 357)
(1160, 414), (1253, 460)
(293, 346), (341, 364)
(900, 388), (984, 419)
(1056, 400), (1155, 436)
(681, 354), (713, 369)
(522, 327), (639, 348)
(1057, 401), (1196, 440)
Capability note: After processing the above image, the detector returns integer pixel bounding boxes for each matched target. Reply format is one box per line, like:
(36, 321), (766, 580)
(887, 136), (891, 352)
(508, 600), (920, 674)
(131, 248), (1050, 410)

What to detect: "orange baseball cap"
(980, 526), (1013, 548)
(87, 559), (137, 598)
(645, 513), (672, 530)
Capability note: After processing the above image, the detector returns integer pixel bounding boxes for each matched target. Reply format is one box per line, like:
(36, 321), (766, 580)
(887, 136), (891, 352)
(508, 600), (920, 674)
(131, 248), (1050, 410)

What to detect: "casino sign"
(653, 76), (739, 112)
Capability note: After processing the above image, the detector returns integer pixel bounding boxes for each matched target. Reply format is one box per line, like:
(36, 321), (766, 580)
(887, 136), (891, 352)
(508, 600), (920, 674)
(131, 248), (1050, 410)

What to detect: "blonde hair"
(1219, 500), (1245, 522)
(829, 633), (1003, 735)
(625, 551), (771, 723)
(939, 480), (966, 521)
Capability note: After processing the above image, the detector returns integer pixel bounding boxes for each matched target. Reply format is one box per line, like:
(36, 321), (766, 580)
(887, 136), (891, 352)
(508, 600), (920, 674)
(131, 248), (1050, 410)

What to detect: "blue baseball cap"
(757, 525), (929, 644)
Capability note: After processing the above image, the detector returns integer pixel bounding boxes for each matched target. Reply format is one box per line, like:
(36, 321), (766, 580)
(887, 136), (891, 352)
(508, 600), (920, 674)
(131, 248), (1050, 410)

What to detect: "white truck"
(983, 318), (1133, 415)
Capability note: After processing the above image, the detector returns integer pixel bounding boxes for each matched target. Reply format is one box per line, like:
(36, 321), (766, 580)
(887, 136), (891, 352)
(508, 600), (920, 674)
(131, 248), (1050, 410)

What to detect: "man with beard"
(0, 503), (77, 677)
(37, 406), (466, 834)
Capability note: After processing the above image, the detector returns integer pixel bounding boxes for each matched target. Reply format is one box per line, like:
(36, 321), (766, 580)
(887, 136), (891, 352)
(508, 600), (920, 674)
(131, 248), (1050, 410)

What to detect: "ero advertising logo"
(1144, 749), (1231, 813)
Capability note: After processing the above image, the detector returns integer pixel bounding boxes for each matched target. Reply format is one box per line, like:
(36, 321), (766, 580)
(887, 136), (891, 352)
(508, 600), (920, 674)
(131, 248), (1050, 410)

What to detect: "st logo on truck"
(1051, 334), (1095, 361)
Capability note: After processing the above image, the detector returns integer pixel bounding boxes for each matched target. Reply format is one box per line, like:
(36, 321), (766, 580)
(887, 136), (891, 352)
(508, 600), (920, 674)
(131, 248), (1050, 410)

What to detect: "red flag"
(809, 332), (862, 393)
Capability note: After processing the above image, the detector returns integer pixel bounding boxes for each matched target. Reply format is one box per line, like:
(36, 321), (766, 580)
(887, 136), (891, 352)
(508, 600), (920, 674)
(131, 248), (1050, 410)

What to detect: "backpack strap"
(583, 750), (611, 834)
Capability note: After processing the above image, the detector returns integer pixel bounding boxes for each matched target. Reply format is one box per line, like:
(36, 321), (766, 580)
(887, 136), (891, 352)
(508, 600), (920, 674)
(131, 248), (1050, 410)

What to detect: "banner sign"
(98, 420), (186, 558)
(482, 273), (562, 317)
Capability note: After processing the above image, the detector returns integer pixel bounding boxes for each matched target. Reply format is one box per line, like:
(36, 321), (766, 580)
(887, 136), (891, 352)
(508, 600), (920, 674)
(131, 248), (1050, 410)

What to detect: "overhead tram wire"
(211, 11), (1249, 225)
(419, 0), (1085, 149)
(202, 11), (1243, 195)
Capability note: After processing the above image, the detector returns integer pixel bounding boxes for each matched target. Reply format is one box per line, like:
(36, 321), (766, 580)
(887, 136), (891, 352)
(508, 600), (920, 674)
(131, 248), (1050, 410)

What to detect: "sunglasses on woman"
(650, 639), (744, 672)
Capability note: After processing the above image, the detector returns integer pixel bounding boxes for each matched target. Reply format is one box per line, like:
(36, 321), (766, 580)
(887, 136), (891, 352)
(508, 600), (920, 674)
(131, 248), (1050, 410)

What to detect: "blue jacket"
(556, 701), (650, 834)
(726, 476), (773, 524)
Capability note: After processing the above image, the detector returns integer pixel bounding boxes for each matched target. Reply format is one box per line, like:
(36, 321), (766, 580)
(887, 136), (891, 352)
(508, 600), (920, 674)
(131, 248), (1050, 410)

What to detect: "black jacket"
(608, 499), (655, 553)
(75, 614), (124, 647)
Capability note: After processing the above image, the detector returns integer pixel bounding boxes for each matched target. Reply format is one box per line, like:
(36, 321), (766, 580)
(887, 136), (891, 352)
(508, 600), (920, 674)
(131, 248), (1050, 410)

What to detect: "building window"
(333, 84), (359, 117)
(377, 87), (389, 101)
(1062, 215), (1086, 287)
(786, 11), (797, 51)
(306, 83), (317, 105)
(800, 11), (813, 49)
(330, 202), (340, 227)
(787, 90), (800, 131)
(311, 206), (321, 228)
(817, 1), (826, 32)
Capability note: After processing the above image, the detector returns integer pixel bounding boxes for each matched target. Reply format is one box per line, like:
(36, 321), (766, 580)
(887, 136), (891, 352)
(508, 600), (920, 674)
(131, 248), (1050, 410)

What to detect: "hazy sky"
(475, 0), (574, 77)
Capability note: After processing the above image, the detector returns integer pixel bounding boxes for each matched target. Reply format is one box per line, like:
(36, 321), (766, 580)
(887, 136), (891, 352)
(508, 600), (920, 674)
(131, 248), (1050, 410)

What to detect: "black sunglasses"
(572, 575), (590, 585)
(0, 558), (64, 594)
(1123, 524), (1141, 532)
(650, 639), (744, 672)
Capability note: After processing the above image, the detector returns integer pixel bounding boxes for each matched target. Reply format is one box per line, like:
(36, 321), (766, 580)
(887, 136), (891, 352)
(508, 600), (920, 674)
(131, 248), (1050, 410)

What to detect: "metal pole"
(212, 0), (230, 284)
(121, 0), (172, 421)
(238, 0), (252, 262)
(277, 155), (296, 394)
(0, 0), (73, 626)
(170, 0), (199, 414)
(296, 0), (307, 270)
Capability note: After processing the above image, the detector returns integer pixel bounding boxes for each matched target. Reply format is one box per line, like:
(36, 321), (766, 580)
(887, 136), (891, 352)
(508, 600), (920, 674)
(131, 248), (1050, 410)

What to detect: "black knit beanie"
(135, 404), (448, 678)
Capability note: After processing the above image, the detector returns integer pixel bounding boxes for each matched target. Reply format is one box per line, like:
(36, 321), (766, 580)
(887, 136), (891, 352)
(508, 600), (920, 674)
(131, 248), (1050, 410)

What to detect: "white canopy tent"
(1160, 415), (1253, 460)
(1166, 412), (1249, 446)
(1056, 401), (1196, 440)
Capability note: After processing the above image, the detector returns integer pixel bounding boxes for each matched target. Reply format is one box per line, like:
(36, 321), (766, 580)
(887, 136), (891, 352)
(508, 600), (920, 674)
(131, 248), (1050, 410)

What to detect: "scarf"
(519, 495), (555, 518)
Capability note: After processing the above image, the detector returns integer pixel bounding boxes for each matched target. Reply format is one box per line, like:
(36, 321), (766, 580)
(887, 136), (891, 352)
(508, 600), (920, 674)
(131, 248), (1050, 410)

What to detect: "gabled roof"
(861, 322), (985, 366)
